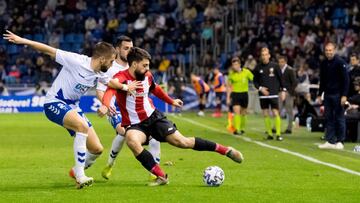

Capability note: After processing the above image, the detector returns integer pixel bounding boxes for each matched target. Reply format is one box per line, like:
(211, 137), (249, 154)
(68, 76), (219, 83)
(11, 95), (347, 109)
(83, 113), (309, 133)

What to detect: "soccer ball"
(203, 166), (225, 186)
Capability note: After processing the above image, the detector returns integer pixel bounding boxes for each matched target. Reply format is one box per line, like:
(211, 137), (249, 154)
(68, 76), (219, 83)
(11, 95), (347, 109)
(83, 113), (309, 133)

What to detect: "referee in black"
(253, 47), (286, 141)
(318, 42), (349, 150)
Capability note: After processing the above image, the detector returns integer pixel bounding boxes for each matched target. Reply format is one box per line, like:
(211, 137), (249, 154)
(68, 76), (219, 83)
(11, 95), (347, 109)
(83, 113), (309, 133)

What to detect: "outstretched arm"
(151, 84), (183, 107)
(3, 30), (56, 58)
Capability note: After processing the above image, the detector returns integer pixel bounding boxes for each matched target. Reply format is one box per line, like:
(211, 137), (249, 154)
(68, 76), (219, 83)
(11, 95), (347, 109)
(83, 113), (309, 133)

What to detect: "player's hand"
(341, 96), (347, 106)
(3, 30), (26, 44)
(280, 91), (286, 102)
(108, 106), (117, 116)
(260, 87), (269, 96)
(316, 96), (322, 104)
(172, 99), (183, 108)
(127, 81), (142, 92)
(97, 105), (108, 117)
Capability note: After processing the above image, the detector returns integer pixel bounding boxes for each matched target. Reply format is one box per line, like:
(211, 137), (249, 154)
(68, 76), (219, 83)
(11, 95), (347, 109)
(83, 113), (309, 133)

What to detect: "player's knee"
(74, 122), (89, 133)
(91, 145), (104, 154)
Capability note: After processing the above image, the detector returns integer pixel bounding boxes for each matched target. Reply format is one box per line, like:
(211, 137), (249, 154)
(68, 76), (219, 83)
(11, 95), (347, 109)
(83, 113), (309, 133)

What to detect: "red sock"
(215, 144), (228, 155)
(151, 164), (165, 178)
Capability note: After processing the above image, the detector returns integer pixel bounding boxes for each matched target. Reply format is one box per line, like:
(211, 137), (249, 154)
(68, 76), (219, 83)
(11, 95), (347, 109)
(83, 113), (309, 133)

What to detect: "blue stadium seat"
(60, 43), (71, 51)
(195, 12), (205, 24)
(7, 44), (19, 55)
(24, 34), (33, 40)
(72, 43), (82, 51)
(65, 33), (75, 43)
(163, 42), (176, 53)
(117, 21), (128, 33)
(34, 34), (45, 42)
(74, 34), (84, 44)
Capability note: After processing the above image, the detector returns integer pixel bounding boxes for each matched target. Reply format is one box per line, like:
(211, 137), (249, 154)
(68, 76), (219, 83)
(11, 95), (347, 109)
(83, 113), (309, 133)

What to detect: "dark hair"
(127, 47), (151, 66)
(115, 35), (132, 47)
(278, 55), (287, 61)
(92, 42), (116, 59)
(350, 53), (359, 59)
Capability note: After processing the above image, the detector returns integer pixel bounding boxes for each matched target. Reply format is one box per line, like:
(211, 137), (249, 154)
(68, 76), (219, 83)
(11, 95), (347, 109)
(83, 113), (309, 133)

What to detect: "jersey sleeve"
(246, 69), (254, 81)
(96, 73), (111, 92)
(55, 49), (83, 70)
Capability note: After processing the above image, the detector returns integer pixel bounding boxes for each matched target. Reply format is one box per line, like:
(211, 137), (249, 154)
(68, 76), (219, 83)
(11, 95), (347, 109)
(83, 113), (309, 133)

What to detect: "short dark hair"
(127, 47), (151, 66)
(350, 53), (359, 59)
(92, 42), (116, 59)
(278, 55), (287, 61)
(115, 35), (132, 47)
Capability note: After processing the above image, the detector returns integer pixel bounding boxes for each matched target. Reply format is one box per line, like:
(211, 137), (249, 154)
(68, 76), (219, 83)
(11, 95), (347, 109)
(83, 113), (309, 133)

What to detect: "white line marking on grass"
(175, 116), (360, 177)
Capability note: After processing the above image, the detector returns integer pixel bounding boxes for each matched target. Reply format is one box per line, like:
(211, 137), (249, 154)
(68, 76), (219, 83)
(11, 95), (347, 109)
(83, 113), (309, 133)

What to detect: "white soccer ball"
(203, 166), (225, 186)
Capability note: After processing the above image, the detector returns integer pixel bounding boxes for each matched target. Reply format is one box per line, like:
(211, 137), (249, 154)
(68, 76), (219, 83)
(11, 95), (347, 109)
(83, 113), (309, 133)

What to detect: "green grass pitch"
(1, 112), (360, 202)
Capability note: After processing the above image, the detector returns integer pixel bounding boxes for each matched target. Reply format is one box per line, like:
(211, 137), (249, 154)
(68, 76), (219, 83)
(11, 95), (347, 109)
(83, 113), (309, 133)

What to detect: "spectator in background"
(106, 15), (119, 33)
(318, 42), (349, 150)
(183, 2), (197, 23)
(348, 53), (360, 98)
(134, 13), (147, 31)
(85, 16), (97, 31)
(168, 67), (186, 115)
(243, 55), (257, 71)
(48, 31), (60, 48)
(0, 63), (6, 82)
(191, 73), (209, 116)
(0, 81), (9, 96)
(212, 66), (226, 118)
(295, 64), (311, 101)
(278, 55), (297, 134)
(0, 0), (7, 16)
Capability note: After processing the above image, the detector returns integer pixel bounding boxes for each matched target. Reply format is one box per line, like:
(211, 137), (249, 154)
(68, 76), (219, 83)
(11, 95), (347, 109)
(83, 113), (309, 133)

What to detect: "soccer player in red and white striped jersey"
(98, 47), (244, 186)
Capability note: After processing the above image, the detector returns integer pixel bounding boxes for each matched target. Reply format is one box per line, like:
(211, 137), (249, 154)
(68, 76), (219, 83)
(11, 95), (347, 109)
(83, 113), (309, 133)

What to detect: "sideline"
(173, 116), (360, 177)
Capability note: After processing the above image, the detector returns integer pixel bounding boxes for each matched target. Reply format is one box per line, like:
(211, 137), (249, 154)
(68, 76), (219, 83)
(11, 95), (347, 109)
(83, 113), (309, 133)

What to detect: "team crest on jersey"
(260, 69), (263, 73)
(269, 67), (274, 77)
(74, 83), (91, 94)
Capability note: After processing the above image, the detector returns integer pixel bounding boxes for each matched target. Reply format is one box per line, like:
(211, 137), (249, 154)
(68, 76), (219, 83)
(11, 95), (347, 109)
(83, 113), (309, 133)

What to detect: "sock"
(199, 104), (204, 111)
(193, 137), (216, 151)
(275, 115), (281, 136)
(234, 114), (241, 132)
(74, 132), (87, 178)
(85, 151), (100, 169)
(227, 112), (233, 128)
(216, 103), (221, 113)
(264, 116), (272, 135)
(136, 149), (158, 173)
(151, 164), (165, 178)
(215, 144), (229, 155)
(148, 138), (161, 164)
(240, 115), (246, 131)
(107, 134), (125, 166)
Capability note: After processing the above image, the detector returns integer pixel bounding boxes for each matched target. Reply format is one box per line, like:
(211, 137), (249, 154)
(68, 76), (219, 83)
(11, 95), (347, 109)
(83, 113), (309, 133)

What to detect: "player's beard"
(100, 65), (108, 73)
(119, 55), (127, 62)
(135, 69), (147, 81)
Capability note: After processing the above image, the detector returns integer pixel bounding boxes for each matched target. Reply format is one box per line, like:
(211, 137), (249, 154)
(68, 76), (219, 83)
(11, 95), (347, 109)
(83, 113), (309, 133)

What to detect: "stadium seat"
(7, 44), (19, 55)
(65, 33), (76, 43)
(60, 43), (71, 51)
(33, 34), (45, 43)
(163, 42), (176, 53)
(24, 34), (33, 40)
(72, 43), (82, 51)
(195, 12), (205, 24)
(74, 34), (84, 44)
(117, 22), (128, 34)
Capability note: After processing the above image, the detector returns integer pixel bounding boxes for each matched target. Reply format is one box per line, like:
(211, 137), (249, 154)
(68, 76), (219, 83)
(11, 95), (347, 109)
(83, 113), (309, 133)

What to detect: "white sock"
(149, 138), (161, 164)
(85, 151), (100, 169)
(107, 134), (125, 166)
(74, 132), (88, 178)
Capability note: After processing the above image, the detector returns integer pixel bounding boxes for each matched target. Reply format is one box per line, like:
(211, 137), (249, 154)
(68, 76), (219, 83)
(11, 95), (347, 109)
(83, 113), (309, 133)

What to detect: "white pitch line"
(175, 116), (360, 177)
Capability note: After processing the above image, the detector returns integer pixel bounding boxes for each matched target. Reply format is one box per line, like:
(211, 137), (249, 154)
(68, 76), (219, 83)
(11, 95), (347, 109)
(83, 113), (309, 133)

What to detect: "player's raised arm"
(3, 30), (56, 58)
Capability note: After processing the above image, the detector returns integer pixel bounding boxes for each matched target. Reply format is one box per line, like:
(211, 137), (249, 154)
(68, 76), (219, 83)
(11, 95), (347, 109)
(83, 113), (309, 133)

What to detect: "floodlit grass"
(1, 112), (360, 202)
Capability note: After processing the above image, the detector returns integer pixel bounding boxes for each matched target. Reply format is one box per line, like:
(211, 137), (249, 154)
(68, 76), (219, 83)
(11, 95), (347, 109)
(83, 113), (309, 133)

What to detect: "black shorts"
(231, 92), (248, 108)
(215, 92), (225, 101)
(260, 98), (279, 109)
(125, 109), (177, 142)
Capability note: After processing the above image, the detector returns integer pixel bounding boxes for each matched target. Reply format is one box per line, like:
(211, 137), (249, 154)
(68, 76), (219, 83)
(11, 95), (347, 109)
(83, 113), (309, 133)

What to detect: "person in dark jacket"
(278, 55), (298, 134)
(317, 42), (349, 150)
(253, 47), (286, 141)
(348, 53), (360, 98)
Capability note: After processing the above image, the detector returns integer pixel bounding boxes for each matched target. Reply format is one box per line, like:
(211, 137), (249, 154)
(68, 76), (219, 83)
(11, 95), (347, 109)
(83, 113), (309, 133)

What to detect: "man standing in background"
(253, 48), (286, 141)
(278, 56), (297, 134)
(318, 42), (349, 150)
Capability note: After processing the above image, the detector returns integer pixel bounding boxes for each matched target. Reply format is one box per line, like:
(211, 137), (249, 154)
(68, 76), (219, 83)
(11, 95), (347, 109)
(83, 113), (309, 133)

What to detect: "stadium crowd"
(0, 0), (359, 100)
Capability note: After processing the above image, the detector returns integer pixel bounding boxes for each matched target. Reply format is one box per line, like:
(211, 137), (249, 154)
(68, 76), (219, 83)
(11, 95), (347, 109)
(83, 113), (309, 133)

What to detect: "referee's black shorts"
(231, 92), (248, 108)
(259, 98), (279, 110)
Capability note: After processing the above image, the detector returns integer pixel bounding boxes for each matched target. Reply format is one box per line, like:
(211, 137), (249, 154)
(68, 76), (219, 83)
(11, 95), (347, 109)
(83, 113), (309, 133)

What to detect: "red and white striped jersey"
(103, 70), (174, 126)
